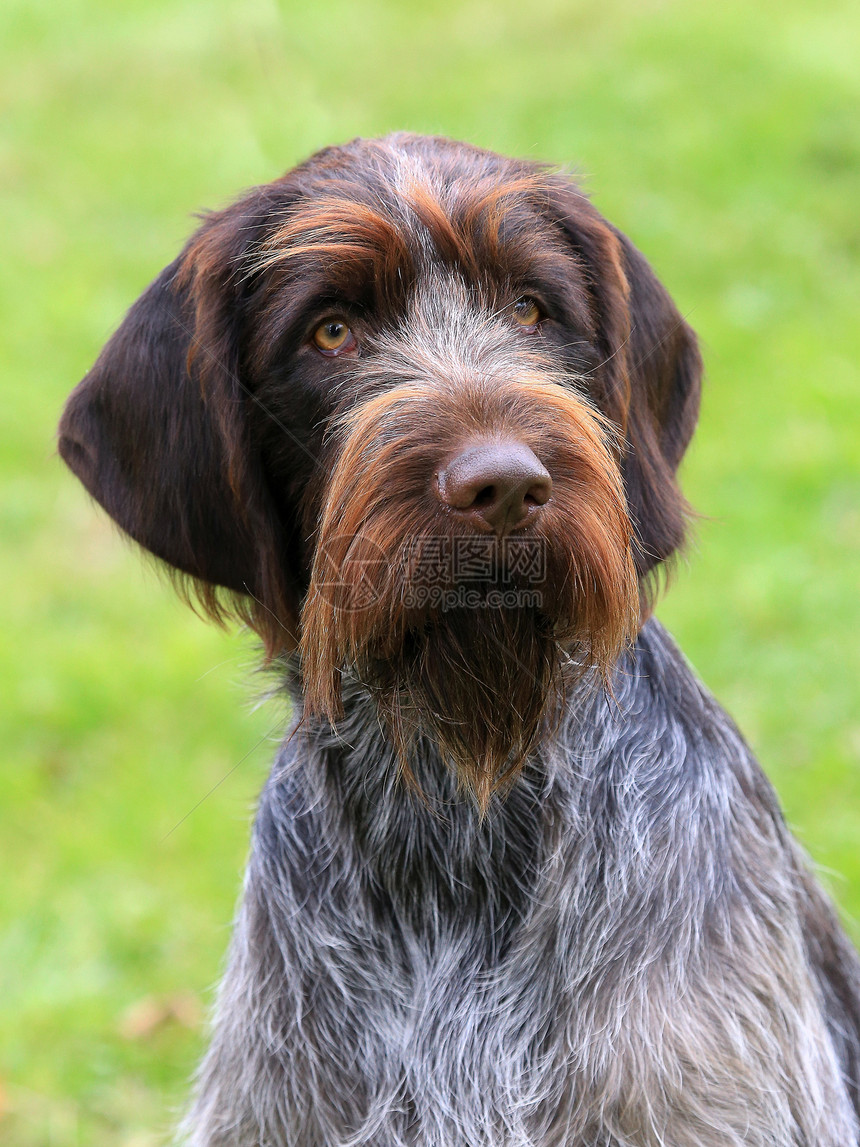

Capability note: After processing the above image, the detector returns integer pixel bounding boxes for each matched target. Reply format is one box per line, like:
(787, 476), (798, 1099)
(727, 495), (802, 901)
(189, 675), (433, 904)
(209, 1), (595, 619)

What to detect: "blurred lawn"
(1, 0), (858, 1141)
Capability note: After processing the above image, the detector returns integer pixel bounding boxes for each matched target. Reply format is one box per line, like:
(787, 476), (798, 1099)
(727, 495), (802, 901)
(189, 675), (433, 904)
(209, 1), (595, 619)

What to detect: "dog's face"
(59, 134), (701, 805)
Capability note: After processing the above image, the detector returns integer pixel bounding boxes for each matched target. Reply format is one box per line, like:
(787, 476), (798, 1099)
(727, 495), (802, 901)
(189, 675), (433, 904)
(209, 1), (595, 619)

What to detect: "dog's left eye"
(312, 318), (357, 356)
(511, 297), (542, 330)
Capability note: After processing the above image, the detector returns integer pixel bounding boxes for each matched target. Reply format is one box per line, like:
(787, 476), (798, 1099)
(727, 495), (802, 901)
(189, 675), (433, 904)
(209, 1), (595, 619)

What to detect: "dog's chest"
(215, 638), (858, 1146)
(253, 749), (580, 1141)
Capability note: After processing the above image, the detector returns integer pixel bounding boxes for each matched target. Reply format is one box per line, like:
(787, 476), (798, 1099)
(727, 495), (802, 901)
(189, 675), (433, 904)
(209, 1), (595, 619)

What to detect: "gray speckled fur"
(182, 621), (860, 1145)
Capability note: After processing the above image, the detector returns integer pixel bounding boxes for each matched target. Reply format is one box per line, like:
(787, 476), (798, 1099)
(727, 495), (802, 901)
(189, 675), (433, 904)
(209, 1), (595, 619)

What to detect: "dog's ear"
(611, 226), (702, 582)
(547, 183), (702, 585)
(58, 193), (300, 654)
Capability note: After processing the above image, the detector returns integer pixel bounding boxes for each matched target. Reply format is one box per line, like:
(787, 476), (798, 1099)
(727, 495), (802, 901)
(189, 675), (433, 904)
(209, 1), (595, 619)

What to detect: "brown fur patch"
(301, 375), (638, 809)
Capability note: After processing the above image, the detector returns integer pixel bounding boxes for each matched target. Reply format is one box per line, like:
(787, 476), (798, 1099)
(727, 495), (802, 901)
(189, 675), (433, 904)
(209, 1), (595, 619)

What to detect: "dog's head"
(59, 134), (701, 805)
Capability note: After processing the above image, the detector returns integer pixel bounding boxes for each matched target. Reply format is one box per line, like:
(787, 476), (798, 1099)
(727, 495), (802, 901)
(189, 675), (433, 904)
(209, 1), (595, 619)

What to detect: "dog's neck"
(284, 677), (558, 956)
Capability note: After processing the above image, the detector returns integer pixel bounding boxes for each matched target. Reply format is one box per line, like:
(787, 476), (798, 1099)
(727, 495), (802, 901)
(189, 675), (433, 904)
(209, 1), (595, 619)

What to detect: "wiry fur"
(187, 625), (860, 1146)
(57, 134), (860, 1145)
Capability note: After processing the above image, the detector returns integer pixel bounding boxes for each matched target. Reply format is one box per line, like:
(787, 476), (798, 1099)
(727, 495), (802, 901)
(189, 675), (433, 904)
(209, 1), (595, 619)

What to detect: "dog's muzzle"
(299, 371), (639, 806)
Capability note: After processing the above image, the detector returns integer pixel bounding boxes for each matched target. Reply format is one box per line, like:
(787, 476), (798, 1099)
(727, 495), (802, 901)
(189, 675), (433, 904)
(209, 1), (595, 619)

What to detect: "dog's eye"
(512, 297), (542, 330)
(312, 319), (356, 356)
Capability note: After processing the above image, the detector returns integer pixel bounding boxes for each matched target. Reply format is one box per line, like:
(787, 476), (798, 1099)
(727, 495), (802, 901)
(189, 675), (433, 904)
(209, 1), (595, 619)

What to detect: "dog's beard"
(302, 527), (633, 812)
(356, 600), (565, 812)
(300, 377), (639, 810)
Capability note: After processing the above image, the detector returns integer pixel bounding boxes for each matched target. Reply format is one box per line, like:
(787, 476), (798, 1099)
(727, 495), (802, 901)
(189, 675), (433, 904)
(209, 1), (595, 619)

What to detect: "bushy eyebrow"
(251, 173), (595, 340)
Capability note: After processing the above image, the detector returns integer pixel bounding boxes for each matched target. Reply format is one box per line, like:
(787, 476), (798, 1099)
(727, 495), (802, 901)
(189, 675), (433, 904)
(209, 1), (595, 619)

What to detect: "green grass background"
(1, 0), (858, 1141)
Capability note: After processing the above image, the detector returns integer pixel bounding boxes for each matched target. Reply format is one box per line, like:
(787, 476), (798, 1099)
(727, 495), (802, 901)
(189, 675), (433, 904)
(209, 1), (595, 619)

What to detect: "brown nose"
(436, 440), (552, 535)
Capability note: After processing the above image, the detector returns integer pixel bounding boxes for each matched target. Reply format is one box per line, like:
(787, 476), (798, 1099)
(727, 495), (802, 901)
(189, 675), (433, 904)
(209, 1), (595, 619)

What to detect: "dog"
(58, 134), (860, 1146)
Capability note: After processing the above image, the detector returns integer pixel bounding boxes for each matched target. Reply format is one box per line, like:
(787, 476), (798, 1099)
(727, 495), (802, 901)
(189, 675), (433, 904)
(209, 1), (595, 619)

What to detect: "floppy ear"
(611, 227), (702, 581)
(547, 183), (702, 585)
(58, 195), (301, 654)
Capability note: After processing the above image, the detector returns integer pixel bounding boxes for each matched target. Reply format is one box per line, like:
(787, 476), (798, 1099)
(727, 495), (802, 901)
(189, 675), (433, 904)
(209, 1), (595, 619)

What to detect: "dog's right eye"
(511, 297), (542, 330)
(312, 319), (356, 356)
